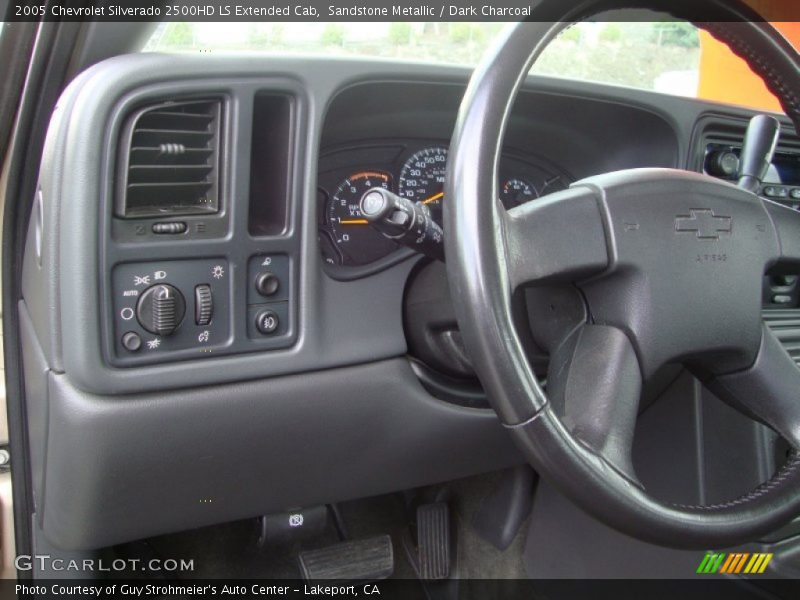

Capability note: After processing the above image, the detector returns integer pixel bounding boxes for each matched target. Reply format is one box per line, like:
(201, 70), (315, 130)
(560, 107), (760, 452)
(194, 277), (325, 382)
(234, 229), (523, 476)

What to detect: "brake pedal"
(298, 535), (393, 582)
(417, 502), (451, 580)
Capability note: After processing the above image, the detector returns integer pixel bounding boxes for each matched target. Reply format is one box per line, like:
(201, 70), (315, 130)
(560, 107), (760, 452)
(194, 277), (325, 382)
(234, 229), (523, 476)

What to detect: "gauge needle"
(339, 192), (441, 224)
(422, 191), (444, 205)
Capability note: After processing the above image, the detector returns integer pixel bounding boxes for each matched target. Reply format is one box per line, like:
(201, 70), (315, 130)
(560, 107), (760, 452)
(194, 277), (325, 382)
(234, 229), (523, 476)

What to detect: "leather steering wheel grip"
(445, 1), (800, 548)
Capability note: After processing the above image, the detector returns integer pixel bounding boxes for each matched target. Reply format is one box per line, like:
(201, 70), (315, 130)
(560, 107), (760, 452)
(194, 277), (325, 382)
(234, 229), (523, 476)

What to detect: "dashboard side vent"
(116, 99), (222, 218)
(694, 115), (800, 175)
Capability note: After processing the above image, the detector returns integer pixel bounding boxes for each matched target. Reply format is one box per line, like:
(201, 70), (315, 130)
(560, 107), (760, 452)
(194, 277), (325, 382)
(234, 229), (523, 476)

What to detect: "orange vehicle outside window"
(697, 18), (799, 114)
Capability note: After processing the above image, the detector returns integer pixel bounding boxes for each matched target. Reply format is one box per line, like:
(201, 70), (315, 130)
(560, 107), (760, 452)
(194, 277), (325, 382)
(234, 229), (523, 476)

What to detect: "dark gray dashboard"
(22, 54), (709, 394)
(19, 52), (792, 550)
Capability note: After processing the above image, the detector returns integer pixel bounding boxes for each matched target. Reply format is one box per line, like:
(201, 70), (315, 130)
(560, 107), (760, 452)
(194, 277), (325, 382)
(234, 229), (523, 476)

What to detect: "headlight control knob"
(136, 284), (186, 336)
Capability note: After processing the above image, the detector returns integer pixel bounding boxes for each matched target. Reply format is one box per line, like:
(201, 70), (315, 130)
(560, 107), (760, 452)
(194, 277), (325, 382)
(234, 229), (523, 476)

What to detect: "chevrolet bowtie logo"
(675, 209), (732, 240)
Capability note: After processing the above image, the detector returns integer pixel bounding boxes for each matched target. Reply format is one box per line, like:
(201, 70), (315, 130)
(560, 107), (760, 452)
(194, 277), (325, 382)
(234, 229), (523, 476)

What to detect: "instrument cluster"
(318, 140), (571, 275)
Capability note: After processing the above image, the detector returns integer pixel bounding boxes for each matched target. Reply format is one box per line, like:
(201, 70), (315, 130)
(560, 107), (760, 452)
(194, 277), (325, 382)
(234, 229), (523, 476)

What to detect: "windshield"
(145, 20), (797, 113)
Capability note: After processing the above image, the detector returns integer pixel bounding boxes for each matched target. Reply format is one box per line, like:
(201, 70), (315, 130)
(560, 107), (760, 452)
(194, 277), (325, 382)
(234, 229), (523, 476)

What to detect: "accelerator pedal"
(417, 502), (451, 580)
(298, 535), (393, 582)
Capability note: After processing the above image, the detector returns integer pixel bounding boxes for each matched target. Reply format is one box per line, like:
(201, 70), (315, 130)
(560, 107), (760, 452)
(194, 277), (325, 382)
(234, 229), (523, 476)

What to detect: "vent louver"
(117, 99), (222, 218)
(764, 309), (800, 366)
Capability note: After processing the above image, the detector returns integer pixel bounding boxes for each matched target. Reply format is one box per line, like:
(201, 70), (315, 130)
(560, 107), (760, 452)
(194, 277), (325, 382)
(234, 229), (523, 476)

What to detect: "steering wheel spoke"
(711, 324), (800, 449)
(547, 324), (642, 483)
(503, 185), (609, 289)
(764, 199), (800, 269)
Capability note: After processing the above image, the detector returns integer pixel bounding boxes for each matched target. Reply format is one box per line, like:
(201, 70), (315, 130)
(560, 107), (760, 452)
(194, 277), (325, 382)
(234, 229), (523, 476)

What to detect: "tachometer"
(328, 171), (398, 265)
(398, 147), (448, 222)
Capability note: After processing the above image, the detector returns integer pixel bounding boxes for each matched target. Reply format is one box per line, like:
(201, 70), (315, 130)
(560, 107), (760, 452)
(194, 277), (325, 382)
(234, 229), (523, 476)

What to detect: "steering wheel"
(445, 0), (800, 548)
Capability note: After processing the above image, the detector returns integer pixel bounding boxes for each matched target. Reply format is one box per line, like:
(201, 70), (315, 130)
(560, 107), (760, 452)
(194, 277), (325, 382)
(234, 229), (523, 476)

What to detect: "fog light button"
(255, 309), (279, 335)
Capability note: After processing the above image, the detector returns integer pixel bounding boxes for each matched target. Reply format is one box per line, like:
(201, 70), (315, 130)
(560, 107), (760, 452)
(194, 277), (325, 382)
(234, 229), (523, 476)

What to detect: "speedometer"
(398, 147), (448, 222)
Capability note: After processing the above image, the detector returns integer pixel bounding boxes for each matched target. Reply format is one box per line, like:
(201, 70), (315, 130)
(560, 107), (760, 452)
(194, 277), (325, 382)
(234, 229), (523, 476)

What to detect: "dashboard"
(317, 140), (568, 270)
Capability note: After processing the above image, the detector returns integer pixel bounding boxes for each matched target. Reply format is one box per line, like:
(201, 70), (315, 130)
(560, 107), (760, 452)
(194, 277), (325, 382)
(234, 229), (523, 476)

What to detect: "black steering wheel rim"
(445, 1), (800, 548)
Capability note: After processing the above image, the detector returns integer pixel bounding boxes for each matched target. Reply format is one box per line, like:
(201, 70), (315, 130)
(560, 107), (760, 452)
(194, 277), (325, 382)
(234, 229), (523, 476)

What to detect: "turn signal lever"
(738, 114), (781, 193)
(359, 188), (444, 261)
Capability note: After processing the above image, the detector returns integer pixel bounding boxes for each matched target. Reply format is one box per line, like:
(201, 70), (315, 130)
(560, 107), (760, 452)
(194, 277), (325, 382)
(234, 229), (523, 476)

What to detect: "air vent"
(116, 99), (222, 218)
(764, 309), (800, 366)
(694, 115), (800, 174)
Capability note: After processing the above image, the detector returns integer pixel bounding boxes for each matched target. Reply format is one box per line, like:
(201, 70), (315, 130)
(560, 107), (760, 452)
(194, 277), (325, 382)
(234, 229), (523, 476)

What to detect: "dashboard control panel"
(110, 254), (295, 366)
(100, 90), (300, 369)
(246, 254), (292, 342)
(112, 259), (232, 361)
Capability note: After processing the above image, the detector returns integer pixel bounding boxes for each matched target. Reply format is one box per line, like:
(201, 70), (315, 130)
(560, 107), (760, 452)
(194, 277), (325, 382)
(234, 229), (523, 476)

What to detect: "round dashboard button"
(255, 272), (280, 297)
(122, 331), (142, 352)
(255, 309), (279, 335)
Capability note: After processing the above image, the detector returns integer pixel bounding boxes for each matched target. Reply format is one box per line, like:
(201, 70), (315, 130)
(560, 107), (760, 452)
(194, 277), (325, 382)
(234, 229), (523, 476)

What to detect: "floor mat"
(108, 468), (529, 587)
